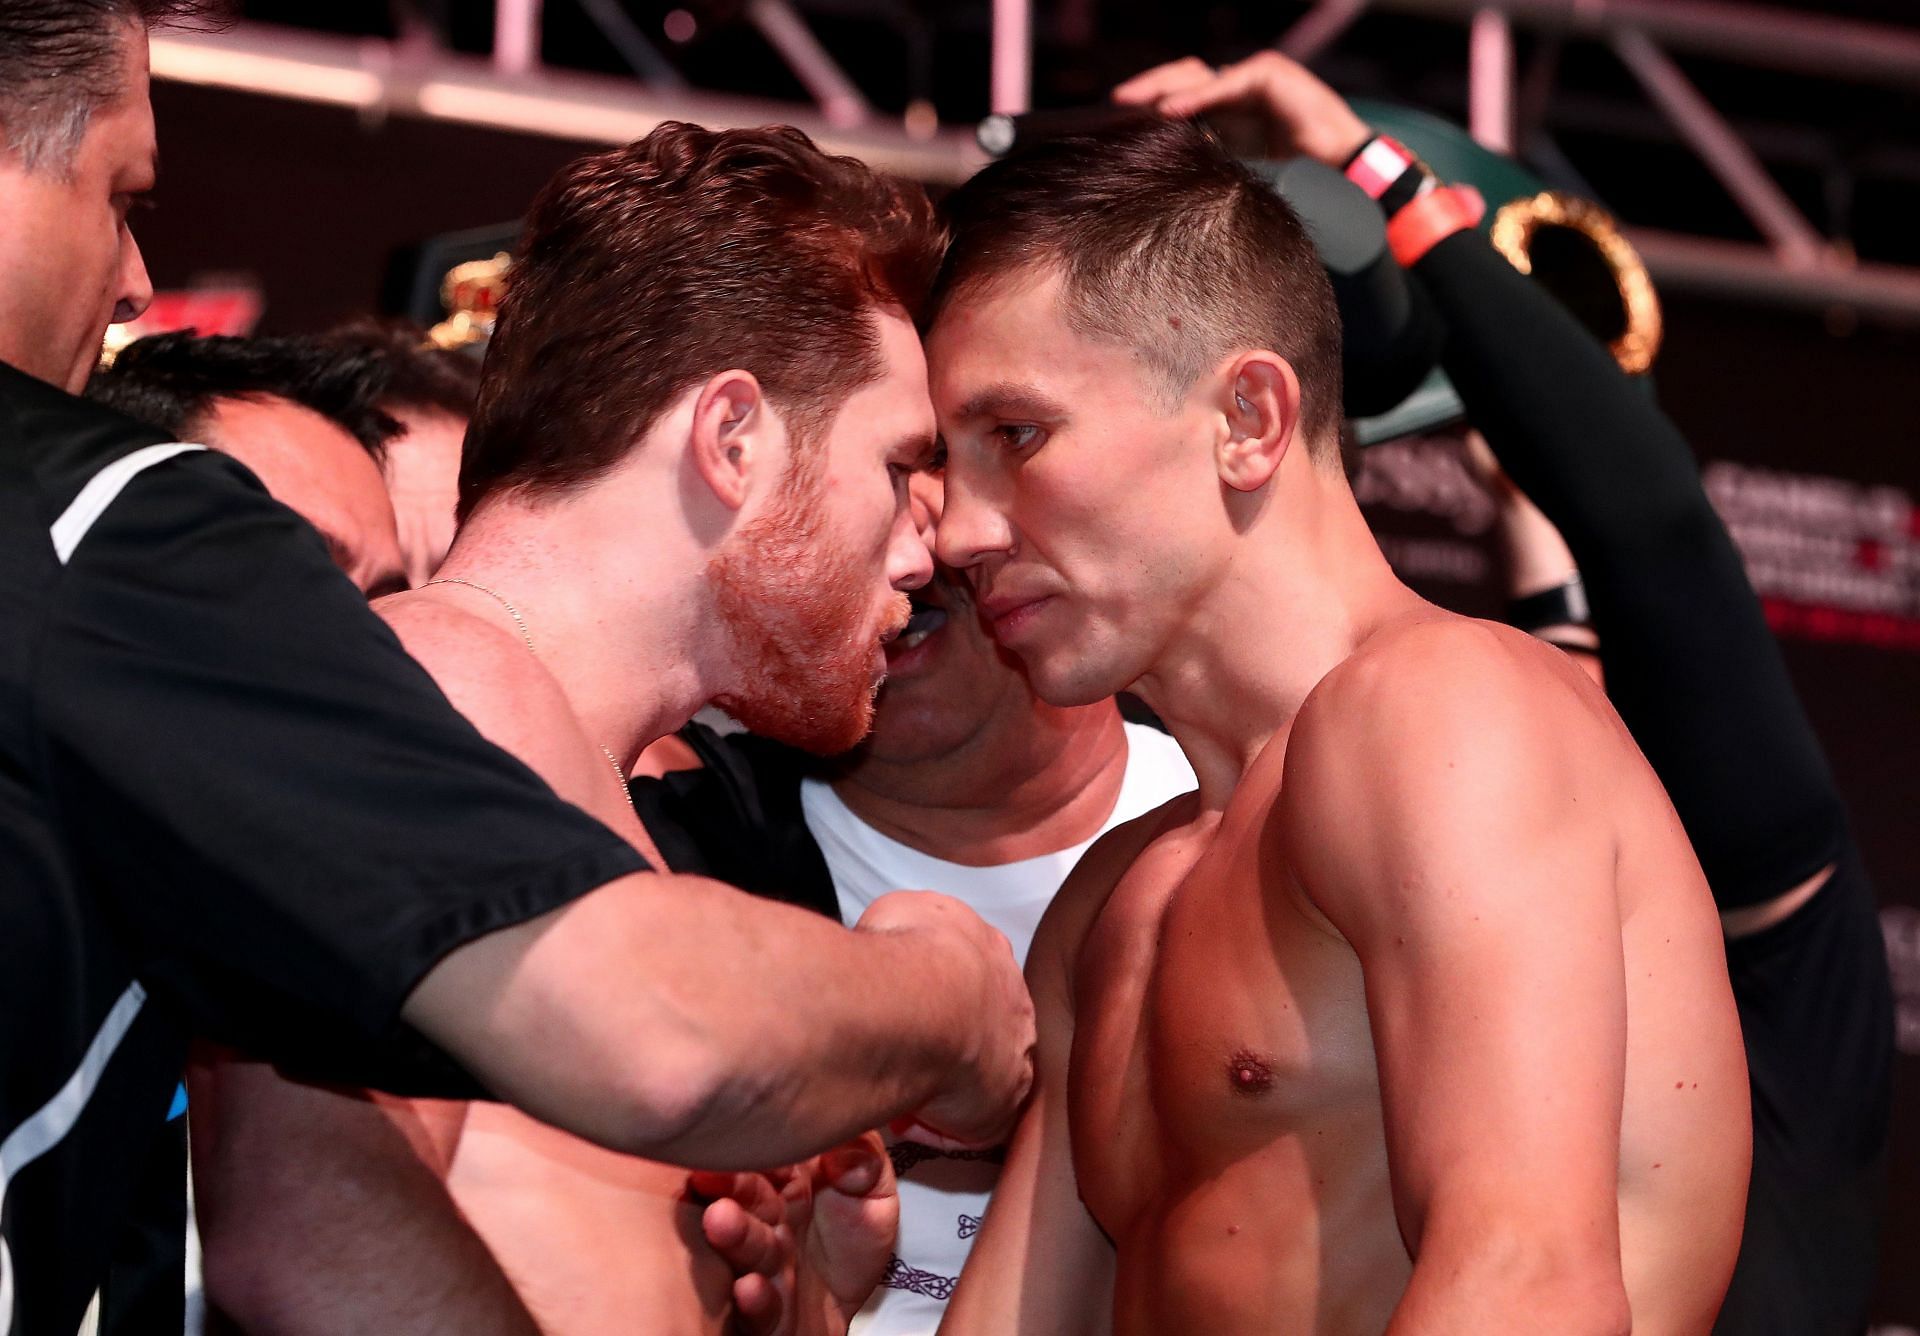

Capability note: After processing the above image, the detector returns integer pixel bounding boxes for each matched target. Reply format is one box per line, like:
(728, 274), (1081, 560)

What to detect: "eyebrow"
(953, 382), (1069, 424)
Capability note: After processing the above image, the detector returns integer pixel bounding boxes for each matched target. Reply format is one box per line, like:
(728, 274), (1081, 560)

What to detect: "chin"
(717, 675), (877, 758)
(1024, 648), (1131, 710)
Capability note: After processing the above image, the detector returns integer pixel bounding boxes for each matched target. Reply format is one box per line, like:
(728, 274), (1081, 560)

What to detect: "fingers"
(817, 1130), (891, 1199)
(1113, 56), (1216, 107)
(1154, 56), (1282, 121)
(730, 1272), (784, 1336)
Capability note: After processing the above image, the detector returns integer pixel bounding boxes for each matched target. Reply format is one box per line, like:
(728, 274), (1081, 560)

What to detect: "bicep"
(1353, 826), (1627, 1251)
(1285, 648), (1627, 1254)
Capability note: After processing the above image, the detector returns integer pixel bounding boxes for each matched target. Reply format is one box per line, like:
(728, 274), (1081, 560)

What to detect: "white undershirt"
(800, 723), (1196, 1336)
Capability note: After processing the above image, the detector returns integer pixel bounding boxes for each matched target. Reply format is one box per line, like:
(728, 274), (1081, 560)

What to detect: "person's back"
(1049, 613), (1747, 1333)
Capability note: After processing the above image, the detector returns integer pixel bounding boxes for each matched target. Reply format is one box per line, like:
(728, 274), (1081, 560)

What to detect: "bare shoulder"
(1287, 612), (1606, 792)
(1029, 790), (1203, 997)
(1276, 614), (1621, 908)
(375, 590), (591, 774)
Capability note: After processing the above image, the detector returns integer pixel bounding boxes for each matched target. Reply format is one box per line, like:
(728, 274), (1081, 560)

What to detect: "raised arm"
(1281, 625), (1631, 1334)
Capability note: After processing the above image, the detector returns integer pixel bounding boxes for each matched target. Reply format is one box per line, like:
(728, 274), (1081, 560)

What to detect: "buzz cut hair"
(931, 116), (1346, 463)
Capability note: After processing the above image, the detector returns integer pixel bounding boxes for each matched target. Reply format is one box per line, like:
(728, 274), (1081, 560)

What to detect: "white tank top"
(799, 723), (1196, 1335)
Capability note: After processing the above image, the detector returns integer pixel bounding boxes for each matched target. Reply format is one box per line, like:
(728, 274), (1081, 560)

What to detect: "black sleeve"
(630, 724), (841, 922)
(1411, 229), (1846, 907)
(32, 450), (648, 1080)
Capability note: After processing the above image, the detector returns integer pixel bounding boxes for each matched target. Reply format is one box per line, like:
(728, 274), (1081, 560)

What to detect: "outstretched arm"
(1282, 627), (1632, 1334)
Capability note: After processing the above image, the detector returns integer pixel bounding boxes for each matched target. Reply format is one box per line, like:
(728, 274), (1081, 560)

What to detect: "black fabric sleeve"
(31, 450), (647, 1081)
(1411, 230), (1846, 907)
(630, 724), (841, 922)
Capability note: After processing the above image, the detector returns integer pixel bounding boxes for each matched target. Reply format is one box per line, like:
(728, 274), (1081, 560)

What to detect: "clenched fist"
(855, 891), (1036, 1147)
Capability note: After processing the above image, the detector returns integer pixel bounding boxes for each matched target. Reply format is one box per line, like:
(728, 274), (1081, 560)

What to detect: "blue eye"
(996, 425), (1042, 451)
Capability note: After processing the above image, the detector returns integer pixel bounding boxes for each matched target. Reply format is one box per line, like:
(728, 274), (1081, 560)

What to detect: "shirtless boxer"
(191, 122), (1029, 1335)
(922, 118), (1751, 1333)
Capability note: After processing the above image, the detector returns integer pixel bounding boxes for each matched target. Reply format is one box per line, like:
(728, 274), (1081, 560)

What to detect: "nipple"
(1226, 1049), (1275, 1096)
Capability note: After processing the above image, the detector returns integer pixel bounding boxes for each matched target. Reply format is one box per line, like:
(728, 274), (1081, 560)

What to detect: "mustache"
(881, 590), (912, 640)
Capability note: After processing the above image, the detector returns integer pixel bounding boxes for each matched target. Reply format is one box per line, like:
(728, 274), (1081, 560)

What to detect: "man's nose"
(933, 466), (1015, 572)
(886, 503), (934, 592)
(111, 227), (154, 327)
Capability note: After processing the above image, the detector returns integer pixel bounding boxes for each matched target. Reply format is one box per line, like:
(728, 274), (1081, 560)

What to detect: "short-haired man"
(0, 6), (1031, 1329)
(1117, 52), (1893, 1335)
(89, 329), (409, 594)
(925, 119), (1750, 1332)
(191, 122), (1027, 1335)
(327, 317), (481, 586)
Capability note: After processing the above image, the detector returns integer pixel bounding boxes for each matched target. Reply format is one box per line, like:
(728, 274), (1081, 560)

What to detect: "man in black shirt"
(0, 5), (1034, 1329)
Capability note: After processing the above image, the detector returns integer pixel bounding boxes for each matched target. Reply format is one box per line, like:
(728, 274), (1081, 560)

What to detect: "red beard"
(709, 467), (907, 756)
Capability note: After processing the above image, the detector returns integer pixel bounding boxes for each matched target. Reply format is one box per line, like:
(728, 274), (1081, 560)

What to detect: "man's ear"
(689, 370), (772, 511)
(1215, 353), (1301, 493)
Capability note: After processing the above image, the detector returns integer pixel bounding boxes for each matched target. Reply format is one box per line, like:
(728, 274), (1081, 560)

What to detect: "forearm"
(410, 874), (987, 1169)
(190, 1059), (537, 1335)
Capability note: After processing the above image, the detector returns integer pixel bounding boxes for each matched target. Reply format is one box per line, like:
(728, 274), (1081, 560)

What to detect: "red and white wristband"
(1342, 133), (1435, 218)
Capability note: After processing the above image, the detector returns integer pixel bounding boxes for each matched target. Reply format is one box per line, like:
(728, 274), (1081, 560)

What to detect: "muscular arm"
(1282, 625), (1632, 1335)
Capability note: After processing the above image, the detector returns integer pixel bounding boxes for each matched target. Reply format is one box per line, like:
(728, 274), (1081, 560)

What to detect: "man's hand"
(695, 1132), (899, 1336)
(855, 892), (1036, 1147)
(1113, 52), (1372, 167)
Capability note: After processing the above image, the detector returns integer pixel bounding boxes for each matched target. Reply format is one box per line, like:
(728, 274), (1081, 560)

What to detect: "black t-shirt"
(0, 361), (647, 1331)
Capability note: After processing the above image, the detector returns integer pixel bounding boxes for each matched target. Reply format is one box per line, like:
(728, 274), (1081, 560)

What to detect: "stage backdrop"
(138, 78), (1920, 1328)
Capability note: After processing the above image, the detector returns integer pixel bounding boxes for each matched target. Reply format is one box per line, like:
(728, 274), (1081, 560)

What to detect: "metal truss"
(148, 0), (1920, 320)
(1283, 0), (1920, 320)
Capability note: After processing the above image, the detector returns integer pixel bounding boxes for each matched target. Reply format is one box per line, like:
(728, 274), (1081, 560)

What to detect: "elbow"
(1417, 1226), (1632, 1336)
(595, 1037), (735, 1159)
(1502, 1250), (1633, 1335)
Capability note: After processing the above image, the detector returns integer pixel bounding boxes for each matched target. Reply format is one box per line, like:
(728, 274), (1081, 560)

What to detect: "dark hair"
(459, 121), (945, 521)
(326, 317), (482, 420)
(0, 1), (222, 172)
(932, 117), (1345, 460)
(86, 330), (402, 458)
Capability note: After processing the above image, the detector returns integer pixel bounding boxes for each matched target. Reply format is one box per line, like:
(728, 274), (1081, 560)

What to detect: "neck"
(1134, 462), (1426, 807)
(435, 499), (720, 770)
(832, 698), (1129, 866)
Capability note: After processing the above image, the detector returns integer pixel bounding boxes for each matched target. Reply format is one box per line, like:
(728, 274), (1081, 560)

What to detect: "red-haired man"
(189, 123), (1031, 1334)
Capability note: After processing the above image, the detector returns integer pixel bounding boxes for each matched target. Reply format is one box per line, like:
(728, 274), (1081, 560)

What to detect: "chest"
(1066, 805), (1380, 1222)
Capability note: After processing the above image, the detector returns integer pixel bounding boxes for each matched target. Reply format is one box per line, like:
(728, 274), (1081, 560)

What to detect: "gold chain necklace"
(421, 577), (629, 788)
